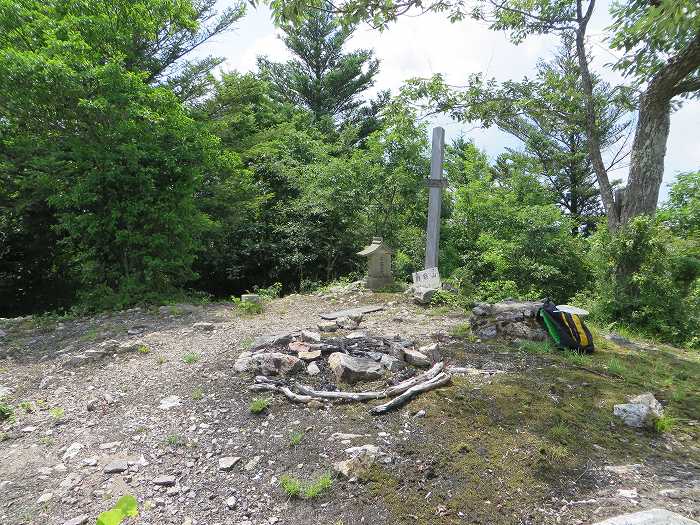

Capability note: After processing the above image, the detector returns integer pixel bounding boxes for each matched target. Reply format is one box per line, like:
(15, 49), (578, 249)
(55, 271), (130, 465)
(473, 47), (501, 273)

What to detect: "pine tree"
(257, 9), (382, 130)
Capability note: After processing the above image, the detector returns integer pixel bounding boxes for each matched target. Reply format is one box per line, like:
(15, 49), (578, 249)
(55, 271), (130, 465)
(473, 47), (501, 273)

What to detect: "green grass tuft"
(182, 352), (200, 364)
(279, 473), (333, 499)
(0, 402), (14, 421)
(654, 414), (675, 433)
(192, 387), (204, 401)
(249, 397), (271, 414)
(289, 431), (304, 447)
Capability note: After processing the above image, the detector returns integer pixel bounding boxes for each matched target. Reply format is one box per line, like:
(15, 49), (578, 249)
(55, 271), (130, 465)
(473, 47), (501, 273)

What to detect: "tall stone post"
(424, 126), (445, 270)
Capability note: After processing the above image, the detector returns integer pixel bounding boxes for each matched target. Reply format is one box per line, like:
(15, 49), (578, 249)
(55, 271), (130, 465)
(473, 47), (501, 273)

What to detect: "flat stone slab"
(593, 509), (699, 525)
(320, 306), (384, 320)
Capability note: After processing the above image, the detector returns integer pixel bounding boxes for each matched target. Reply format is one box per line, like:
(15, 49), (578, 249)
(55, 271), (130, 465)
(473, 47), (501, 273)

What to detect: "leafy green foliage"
(233, 298), (264, 315)
(96, 494), (138, 525)
(584, 214), (699, 348)
(442, 141), (591, 303)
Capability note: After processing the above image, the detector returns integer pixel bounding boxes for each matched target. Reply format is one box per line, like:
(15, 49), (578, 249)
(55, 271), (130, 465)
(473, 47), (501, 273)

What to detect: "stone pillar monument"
(424, 126), (446, 270)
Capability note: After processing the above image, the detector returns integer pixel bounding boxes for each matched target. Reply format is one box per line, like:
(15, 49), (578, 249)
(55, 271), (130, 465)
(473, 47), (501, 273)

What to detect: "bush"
(585, 216), (699, 348)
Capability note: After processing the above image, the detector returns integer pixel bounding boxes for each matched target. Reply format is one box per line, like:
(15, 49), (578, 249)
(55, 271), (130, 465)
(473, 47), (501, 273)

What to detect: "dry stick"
(249, 383), (322, 404)
(446, 366), (505, 375)
(370, 372), (452, 415)
(294, 362), (445, 401)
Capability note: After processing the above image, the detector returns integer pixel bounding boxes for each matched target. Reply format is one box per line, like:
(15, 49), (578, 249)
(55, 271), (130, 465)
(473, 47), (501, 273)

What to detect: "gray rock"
(614, 392), (663, 428)
(298, 350), (322, 361)
(380, 354), (405, 372)
(234, 352), (304, 376)
(117, 341), (143, 353)
(474, 325), (498, 340)
(62, 442), (84, 460)
(193, 322), (215, 331)
(63, 354), (89, 368)
(158, 395), (181, 410)
(418, 343), (441, 363)
(104, 460), (128, 474)
(244, 456), (261, 471)
(250, 333), (293, 351)
(225, 495), (238, 509)
(307, 362), (321, 376)
(61, 515), (89, 525)
(318, 321), (338, 333)
(336, 317), (359, 330)
(346, 331), (368, 339)
(413, 287), (438, 304)
(328, 353), (383, 384)
(241, 294), (261, 304)
(300, 330), (321, 343)
(218, 457), (241, 471)
(403, 348), (431, 368)
(152, 475), (177, 487)
(0, 385), (11, 397)
(37, 492), (53, 504)
(593, 508), (699, 524)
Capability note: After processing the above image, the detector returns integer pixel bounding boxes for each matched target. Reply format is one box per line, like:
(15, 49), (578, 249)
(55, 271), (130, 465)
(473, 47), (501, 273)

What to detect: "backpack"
(537, 299), (594, 353)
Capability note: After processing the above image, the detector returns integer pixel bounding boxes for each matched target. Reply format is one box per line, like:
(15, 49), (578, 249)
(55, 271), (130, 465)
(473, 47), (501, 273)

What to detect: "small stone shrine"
(357, 237), (393, 290)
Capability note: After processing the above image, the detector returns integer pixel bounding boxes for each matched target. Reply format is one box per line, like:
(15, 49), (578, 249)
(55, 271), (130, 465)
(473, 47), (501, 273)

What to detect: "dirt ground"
(0, 289), (698, 525)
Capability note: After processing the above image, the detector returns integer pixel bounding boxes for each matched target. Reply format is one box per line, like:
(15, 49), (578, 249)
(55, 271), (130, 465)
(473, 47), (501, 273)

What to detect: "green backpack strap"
(538, 308), (561, 345)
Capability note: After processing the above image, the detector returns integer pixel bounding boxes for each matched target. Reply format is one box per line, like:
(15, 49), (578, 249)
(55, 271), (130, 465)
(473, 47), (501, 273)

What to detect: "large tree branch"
(647, 34), (700, 103)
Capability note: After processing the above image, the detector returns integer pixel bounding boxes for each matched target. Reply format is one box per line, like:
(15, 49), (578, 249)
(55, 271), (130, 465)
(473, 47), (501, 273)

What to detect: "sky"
(195, 1), (699, 200)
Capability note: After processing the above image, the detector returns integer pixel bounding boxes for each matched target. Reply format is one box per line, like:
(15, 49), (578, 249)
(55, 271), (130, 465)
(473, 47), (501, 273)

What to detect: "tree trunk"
(619, 96), (671, 224)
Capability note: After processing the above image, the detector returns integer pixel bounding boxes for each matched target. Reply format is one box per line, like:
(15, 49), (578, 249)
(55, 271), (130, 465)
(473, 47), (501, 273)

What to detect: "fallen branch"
(370, 372), (452, 415)
(294, 362), (445, 401)
(446, 366), (505, 375)
(250, 382), (322, 404)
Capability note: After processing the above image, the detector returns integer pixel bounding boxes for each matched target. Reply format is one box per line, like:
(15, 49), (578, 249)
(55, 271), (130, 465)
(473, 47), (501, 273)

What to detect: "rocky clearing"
(0, 288), (698, 525)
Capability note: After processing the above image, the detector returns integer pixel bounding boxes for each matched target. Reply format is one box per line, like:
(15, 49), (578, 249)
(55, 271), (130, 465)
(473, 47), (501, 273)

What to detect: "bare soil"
(0, 290), (698, 525)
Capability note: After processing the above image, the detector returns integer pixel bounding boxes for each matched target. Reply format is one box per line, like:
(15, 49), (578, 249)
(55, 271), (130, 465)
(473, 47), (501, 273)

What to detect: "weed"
(39, 436), (54, 447)
(80, 328), (99, 342)
(182, 352), (200, 364)
(541, 444), (569, 462)
(137, 345), (150, 354)
(654, 415), (675, 433)
(547, 422), (571, 443)
(49, 407), (65, 419)
(518, 340), (554, 355)
(232, 297), (263, 315)
(168, 305), (184, 316)
(670, 383), (687, 402)
(192, 387), (204, 401)
(165, 434), (182, 446)
(239, 337), (254, 350)
(562, 350), (593, 367)
(303, 473), (333, 498)
(19, 401), (35, 413)
(279, 473), (333, 499)
(450, 322), (472, 339)
(157, 356), (167, 365)
(250, 397), (271, 414)
(257, 282), (283, 300)
(606, 357), (628, 377)
(97, 494), (138, 525)
(0, 432), (6, 441)
(289, 431), (304, 447)
(280, 475), (302, 498)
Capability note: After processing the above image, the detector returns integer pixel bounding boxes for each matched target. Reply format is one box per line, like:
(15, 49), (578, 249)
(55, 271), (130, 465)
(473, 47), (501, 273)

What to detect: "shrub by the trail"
(584, 216), (699, 348)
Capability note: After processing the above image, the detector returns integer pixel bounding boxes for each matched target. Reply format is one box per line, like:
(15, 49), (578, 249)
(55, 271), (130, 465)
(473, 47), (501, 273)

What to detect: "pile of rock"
(469, 300), (548, 342)
(234, 322), (442, 387)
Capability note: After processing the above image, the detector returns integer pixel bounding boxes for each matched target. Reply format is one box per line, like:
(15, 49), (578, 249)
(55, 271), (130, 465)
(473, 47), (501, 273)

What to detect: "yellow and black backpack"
(538, 299), (594, 353)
